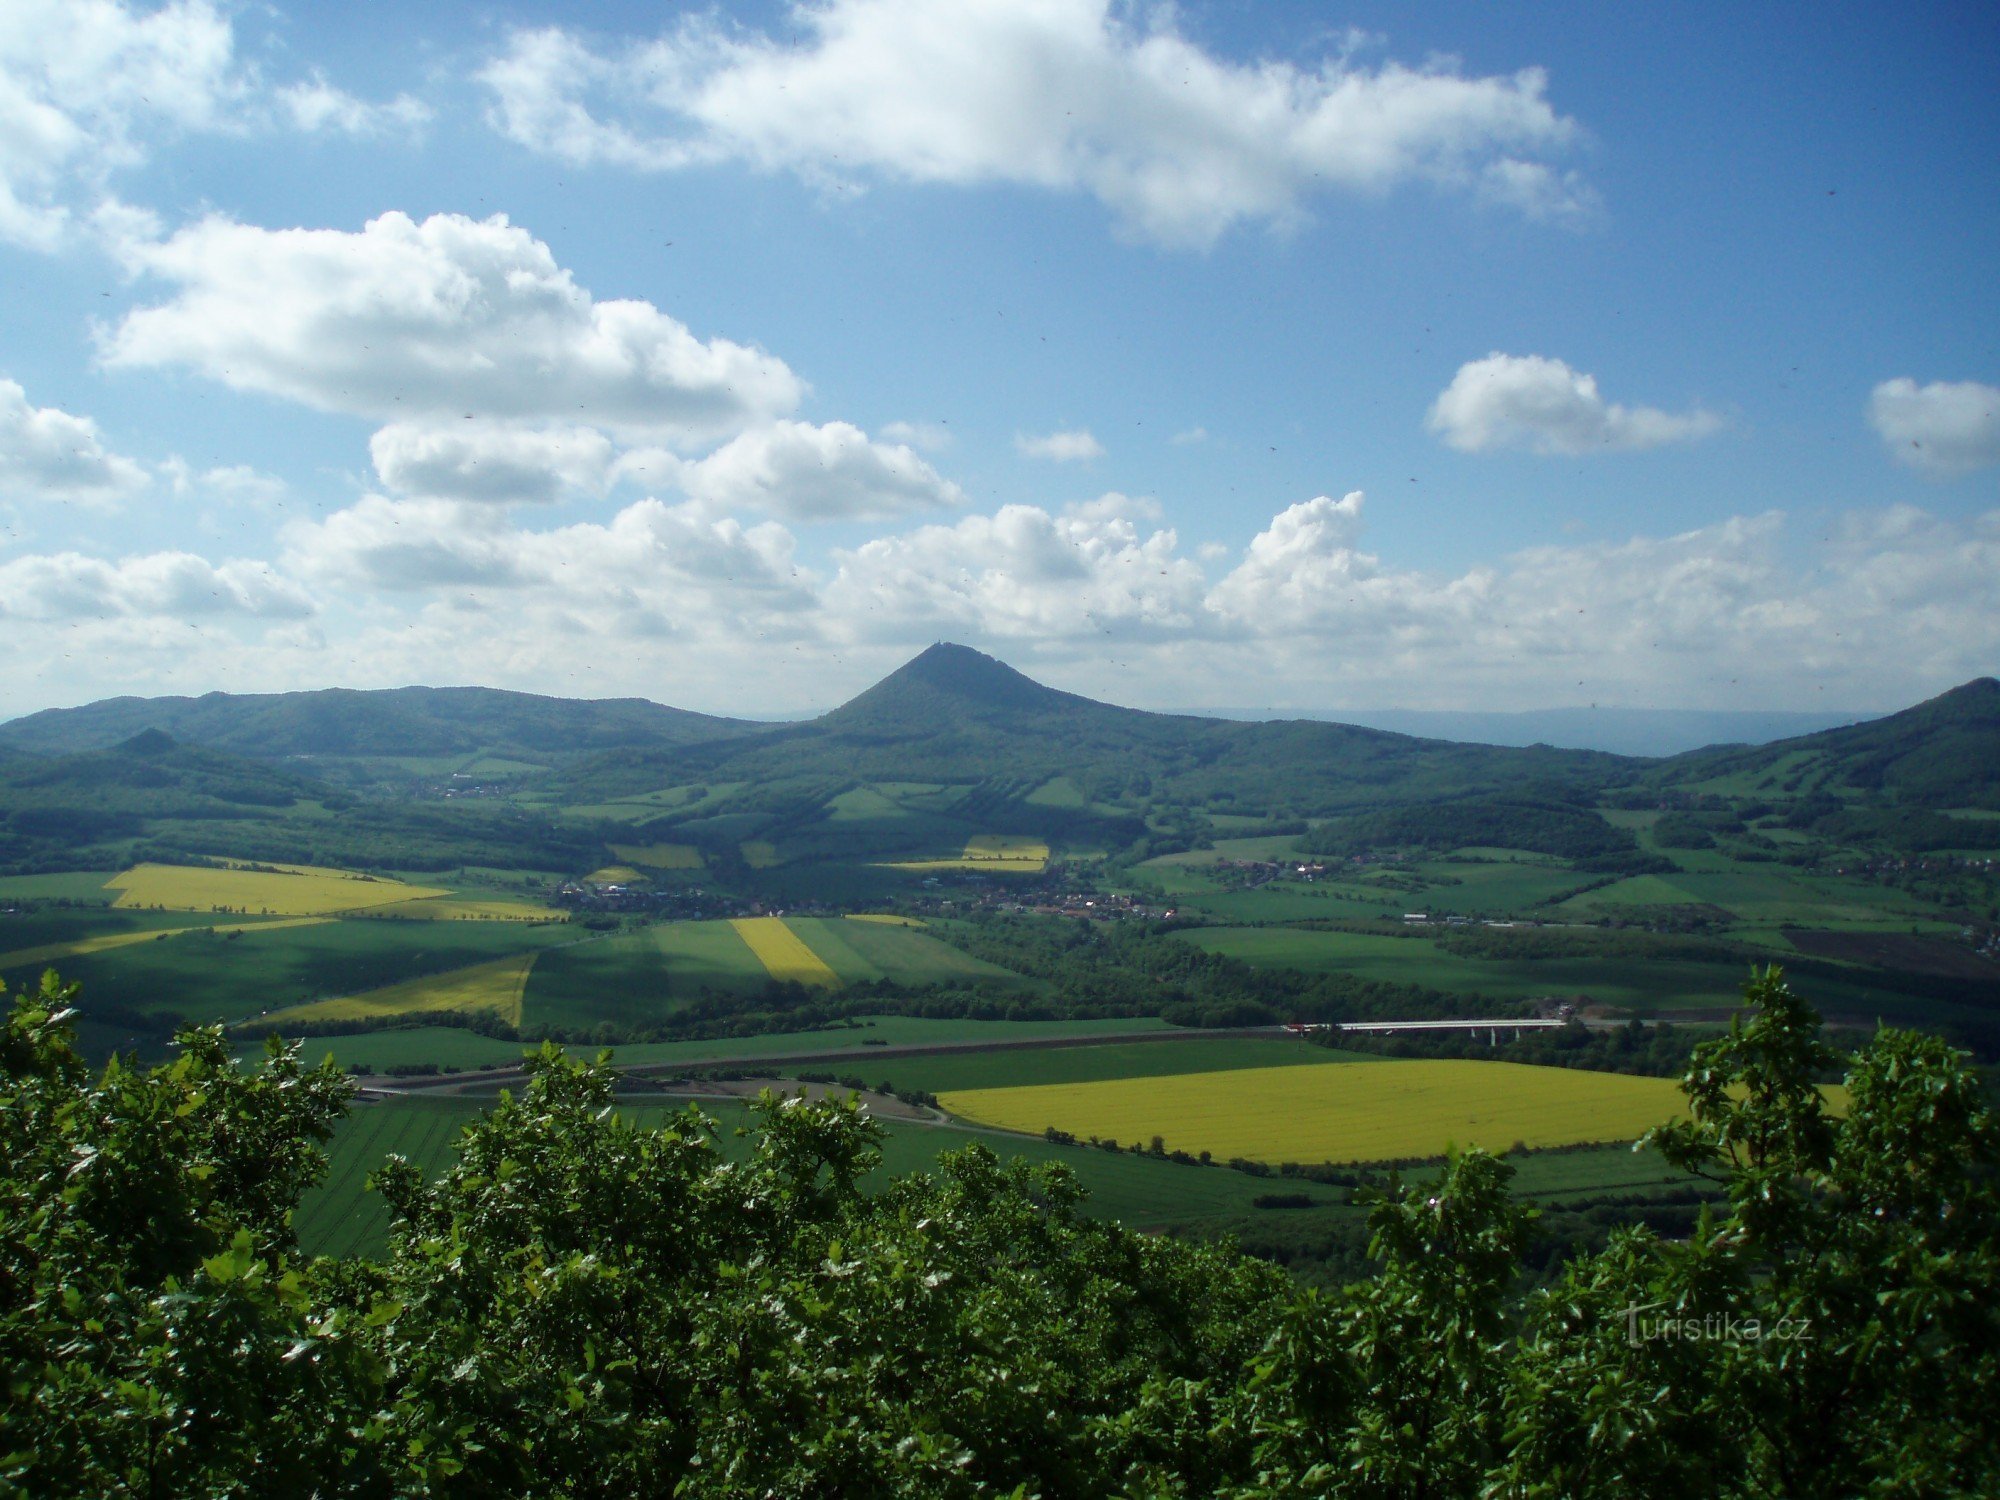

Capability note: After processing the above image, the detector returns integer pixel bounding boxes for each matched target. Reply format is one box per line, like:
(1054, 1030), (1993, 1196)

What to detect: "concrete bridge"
(1288, 1018), (1569, 1046)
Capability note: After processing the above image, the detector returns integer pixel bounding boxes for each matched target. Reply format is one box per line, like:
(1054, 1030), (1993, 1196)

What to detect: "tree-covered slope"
(0, 683), (768, 763)
(1656, 676), (2000, 807)
(567, 644), (1632, 816)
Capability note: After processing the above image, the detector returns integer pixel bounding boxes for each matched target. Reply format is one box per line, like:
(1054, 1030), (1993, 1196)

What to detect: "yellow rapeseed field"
(940, 1060), (1696, 1165)
(107, 862), (447, 916)
(261, 952), (539, 1028)
(886, 835), (1050, 873)
(729, 917), (839, 988)
(610, 842), (705, 870)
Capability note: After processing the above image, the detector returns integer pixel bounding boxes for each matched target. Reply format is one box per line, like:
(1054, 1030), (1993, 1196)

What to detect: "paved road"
(363, 1024), (1298, 1097)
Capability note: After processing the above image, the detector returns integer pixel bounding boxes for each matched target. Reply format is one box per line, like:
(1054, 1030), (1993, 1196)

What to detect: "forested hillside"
(4, 969), (1993, 1497)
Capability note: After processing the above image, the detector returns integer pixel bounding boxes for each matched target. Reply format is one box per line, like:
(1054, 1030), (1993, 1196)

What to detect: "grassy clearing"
(740, 841), (782, 869)
(940, 1060), (1695, 1164)
(260, 952), (539, 1027)
(846, 913), (925, 926)
(609, 842), (704, 870)
(107, 861), (447, 916)
(584, 865), (646, 885)
(730, 917), (840, 988)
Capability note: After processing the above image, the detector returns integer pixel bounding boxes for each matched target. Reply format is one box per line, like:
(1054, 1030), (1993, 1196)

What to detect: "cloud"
(0, 378), (148, 504)
(370, 421), (619, 505)
(478, 1), (1593, 248)
(286, 494), (812, 623)
(879, 419), (953, 452)
(679, 420), (964, 521)
(0, 549), (312, 620)
(0, 1), (429, 251)
(824, 497), (1205, 641)
(1017, 428), (1105, 462)
(103, 210), (804, 442)
(1868, 378), (2000, 477)
(1170, 426), (1208, 446)
(276, 73), (431, 137)
(0, 0), (238, 248)
(162, 457), (286, 510)
(1428, 353), (1721, 455)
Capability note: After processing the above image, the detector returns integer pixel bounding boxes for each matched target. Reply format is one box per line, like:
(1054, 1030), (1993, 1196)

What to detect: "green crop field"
(294, 1085), (1708, 1263)
(35, 918), (576, 1029)
(1181, 923), (1924, 1019)
(522, 921), (772, 1030)
(783, 916), (1028, 987)
(295, 1092), (1357, 1260)
(864, 1037), (1381, 1095)
(265, 1014), (1180, 1076)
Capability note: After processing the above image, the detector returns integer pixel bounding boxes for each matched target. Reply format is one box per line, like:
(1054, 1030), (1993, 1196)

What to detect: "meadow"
(938, 1059), (1694, 1164)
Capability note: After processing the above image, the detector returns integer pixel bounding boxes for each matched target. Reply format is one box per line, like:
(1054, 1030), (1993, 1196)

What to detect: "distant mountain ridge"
(0, 684), (766, 762)
(1658, 677), (2000, 807)
(1193, 706), (1878, 758)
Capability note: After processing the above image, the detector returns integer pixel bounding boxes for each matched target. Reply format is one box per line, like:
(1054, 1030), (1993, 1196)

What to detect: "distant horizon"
(0, 3), (1993, 724)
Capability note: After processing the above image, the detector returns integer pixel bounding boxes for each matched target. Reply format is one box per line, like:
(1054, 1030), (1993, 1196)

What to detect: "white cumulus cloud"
(1428, 353), (1721, 455)
(679, 421), (964, 521)
(103, 211), (804, 443)
(276, 73), (432, 137)
(824, 497), (1205, 641)
(0, 1), (432, 251)
(1868, 378), (2000, 476)
(477, 0), (1593, 248)
(1017, 428), (1106, 462)
(370, 421), (619, 505)
(0, 378), (147, 504)
(0, 549), (312, 620)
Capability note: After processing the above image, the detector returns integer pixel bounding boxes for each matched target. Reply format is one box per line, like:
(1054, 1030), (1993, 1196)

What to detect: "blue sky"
(1, 0), (1995, 719)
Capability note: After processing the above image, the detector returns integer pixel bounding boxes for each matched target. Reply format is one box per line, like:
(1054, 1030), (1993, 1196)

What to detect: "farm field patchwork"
(1178, 925), (1917, 1017)
(939, 1060), (1695, 1164)
(106, 861), (449, 916)
(0, 914), (338, 976)
(43, 919), (578, 1031)
(730, 917), (840, 988)
(262, 951), (539, 1027)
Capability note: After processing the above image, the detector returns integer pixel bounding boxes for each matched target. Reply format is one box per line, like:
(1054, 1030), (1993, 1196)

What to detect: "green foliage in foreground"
(2, 969), (1996, 1497)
